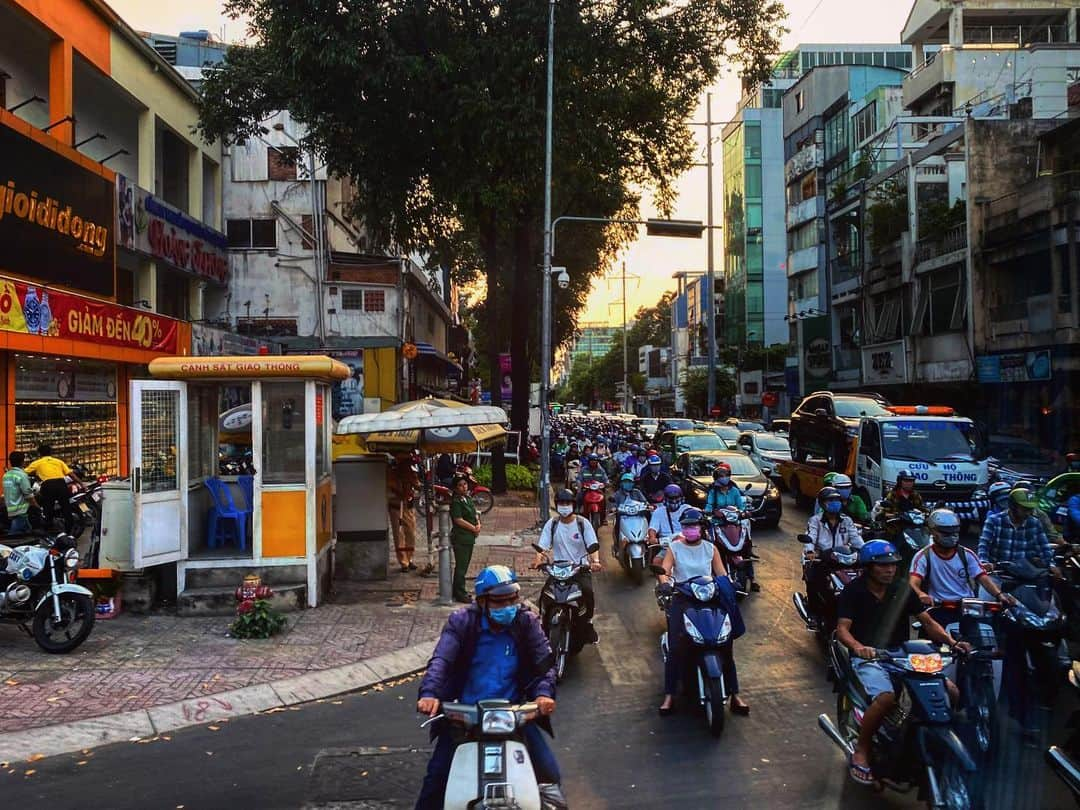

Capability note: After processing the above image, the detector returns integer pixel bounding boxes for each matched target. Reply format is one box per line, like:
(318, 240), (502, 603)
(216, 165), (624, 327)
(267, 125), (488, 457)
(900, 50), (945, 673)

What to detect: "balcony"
(785, 143), (824, 183)
(830, 258), (860, 288)
(985, 171), (1080, 235)
(964, 25), (1069, 47)
(786, 197), (822, 229)
(788, 246), (819, 275)
(915, 223), (967, 266)
(903, 51), (946, 109)
(833, 347), (861, 384)
(989, 294), (1071, 341)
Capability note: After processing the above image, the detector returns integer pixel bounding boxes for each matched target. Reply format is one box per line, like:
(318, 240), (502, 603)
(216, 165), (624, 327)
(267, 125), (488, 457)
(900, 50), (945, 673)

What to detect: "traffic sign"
(762, 391), (779, 408)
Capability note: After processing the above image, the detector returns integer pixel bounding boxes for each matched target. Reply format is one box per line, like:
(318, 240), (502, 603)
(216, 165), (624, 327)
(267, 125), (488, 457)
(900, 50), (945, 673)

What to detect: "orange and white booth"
(128, 355), (349, 609)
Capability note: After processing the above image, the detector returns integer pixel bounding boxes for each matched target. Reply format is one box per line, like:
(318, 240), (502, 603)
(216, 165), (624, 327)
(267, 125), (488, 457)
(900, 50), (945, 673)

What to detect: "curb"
(0, 641), (435, 763)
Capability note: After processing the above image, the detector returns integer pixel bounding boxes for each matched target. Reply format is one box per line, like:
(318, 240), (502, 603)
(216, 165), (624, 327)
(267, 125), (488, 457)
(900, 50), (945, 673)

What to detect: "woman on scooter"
(657, 508), (749, 717)
(705, 464), (759, 593)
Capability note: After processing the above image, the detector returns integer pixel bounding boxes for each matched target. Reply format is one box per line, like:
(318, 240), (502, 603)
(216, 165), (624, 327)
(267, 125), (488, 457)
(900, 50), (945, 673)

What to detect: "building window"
(267, 146), (299, 181)
(341, 289), (364, 311)
(853, 101), (878, 146)
(912, 266), (965, 336)
(762, 89), (783, 108)
(364, 290), (385, 312)
(795, 91), (805, 113)
(227, 218), (277, 249)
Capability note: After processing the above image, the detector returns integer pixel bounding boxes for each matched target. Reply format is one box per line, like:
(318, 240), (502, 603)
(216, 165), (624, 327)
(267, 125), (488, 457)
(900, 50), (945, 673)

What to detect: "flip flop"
(730, 698), (750, 716)
(658, 704), (676, 716)
(848, 760), (875, 786)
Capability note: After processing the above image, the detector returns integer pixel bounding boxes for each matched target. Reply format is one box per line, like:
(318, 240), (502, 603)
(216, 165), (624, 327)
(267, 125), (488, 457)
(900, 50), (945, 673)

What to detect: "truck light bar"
(886, 405), (955, 416)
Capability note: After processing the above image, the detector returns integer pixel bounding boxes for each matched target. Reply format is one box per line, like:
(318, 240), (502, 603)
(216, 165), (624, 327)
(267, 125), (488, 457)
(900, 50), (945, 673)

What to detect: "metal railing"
(834, 347), (860, 371)
(907, 52), (937, 81)
(990, 300), (1027, 323)
(964, 25), (1069, 47)
(830, 258), (860, 286)
(915, 223), (967, 263)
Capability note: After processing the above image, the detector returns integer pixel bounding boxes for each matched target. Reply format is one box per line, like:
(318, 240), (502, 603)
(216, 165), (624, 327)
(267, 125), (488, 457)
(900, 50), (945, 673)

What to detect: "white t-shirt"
(538, 516), (598, 563)
(649, 503), (689, 539)
(910, 545), (982, 602)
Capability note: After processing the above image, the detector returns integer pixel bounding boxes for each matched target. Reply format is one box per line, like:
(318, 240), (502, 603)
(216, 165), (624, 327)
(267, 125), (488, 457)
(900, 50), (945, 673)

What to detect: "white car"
(737, 431), (791, 480)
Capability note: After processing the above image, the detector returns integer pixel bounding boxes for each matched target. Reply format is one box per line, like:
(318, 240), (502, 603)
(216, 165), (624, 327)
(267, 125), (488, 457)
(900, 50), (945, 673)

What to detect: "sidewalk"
(0, 499), (541, 760)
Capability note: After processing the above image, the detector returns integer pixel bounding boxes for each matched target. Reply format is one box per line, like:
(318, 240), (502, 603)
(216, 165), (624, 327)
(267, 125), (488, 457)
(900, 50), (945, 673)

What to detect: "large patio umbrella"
(336, 398), (508, 453)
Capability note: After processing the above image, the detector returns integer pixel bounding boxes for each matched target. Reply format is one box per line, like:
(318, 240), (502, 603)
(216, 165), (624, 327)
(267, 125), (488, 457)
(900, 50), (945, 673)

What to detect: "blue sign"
(976, 350), (1051, 384)
(480, 391), (492, 404)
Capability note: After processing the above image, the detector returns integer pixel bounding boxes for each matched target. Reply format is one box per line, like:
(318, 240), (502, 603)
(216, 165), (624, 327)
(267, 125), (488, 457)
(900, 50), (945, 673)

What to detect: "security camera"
(556, 269), (570, 289)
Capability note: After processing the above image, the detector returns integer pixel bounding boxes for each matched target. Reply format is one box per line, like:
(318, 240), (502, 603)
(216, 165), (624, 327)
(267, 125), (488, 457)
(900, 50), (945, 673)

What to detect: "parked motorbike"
(709, 507), (753, 598)
(652, 568), (736, 738)
(423, 700), (567, 810)
(0, 533), (95, 653)
(534, 547), (598, 682)
(581, 480), (606, 531)
(454, 463), (494, 515)
(820, 638), (979, 808)
(792, 535), (860, 643)
(613, 499), (649, 585)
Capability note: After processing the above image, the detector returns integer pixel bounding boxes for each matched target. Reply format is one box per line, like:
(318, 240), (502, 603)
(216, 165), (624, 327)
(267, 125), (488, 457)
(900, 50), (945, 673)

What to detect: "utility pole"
(622, 261), (629, 413)
(539, 0), (556, 522)
(705, 92), (717, 417)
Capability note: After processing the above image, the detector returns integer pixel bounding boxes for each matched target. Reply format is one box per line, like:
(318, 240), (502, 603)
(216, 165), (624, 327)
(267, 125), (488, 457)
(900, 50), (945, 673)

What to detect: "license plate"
(78, 502), (91, 513)
(91, 491), (102, 502)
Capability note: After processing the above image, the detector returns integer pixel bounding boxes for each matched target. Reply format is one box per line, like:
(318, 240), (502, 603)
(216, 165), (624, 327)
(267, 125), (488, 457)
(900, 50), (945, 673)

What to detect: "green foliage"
(867, 178), (909, 256)
(678, 368), (736, 417)
(919, 199), (966, 243)
(475, 463), (536, 491)
(229, 600), (286, 640)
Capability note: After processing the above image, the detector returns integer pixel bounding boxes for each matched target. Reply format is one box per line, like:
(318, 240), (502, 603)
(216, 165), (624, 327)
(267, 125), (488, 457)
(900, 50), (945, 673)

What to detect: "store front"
(135, 356), (348, 608)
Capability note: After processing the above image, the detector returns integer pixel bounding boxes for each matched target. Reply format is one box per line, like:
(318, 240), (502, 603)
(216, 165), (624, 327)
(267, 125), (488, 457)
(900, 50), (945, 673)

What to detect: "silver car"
(736, 431), (791, 480)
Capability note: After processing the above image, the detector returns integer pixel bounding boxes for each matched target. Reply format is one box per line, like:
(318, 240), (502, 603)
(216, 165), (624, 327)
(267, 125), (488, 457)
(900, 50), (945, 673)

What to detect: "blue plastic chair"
(238, 475), (255, 544)
(205, 477), (249, 550)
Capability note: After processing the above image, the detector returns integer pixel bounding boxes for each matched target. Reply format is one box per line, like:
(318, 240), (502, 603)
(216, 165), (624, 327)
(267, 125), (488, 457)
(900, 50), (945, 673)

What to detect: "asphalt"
(2, 503), (1074, 810)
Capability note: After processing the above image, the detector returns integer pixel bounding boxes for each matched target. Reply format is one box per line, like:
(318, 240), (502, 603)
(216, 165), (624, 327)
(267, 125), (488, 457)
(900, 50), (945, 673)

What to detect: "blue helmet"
(679, 507), (704, 526)
(647, 454), (662, 466)
(474, 565), (521, 598)
(859, 540), (901, 566)
(620, 472), (635, 483)
(588, 453), (600, 462)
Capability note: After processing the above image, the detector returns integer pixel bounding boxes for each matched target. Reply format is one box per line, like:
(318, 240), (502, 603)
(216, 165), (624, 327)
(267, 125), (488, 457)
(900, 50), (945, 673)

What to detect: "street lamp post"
(704, 92), (717, 417)
(540, 0), (557, 523)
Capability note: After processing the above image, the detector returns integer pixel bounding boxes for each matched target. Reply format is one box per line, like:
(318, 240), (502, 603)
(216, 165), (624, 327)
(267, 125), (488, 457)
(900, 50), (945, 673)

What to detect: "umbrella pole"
(437, 502), (453, 605)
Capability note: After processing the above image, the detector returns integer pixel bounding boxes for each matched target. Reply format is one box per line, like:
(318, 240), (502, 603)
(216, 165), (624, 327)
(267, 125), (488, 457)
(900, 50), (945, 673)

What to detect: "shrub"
(230, 599), (286, 639)
(474, 463), (537, 491)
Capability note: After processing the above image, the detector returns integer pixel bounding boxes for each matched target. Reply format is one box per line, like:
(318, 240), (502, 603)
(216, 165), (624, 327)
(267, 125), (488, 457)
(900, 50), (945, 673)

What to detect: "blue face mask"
(621, 481), (633, 491)
(713, 476), (730, 487)
(488, 605), (519, 626)
(836, 487), (852, 499)
(825, 500), (843, 514)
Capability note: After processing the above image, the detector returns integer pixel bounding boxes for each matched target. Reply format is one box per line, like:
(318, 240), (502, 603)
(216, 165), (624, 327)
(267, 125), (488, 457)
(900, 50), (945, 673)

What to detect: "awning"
(414, 341), (463, 375)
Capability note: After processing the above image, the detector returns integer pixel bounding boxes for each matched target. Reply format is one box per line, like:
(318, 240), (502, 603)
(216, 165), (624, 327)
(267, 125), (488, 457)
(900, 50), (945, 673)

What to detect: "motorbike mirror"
(744, 482), (753, 491)
(797, 533), (811, 544)
(531, 543), (545, 554)
(586, 543), (600, 555)
(649, 564), (666, 575)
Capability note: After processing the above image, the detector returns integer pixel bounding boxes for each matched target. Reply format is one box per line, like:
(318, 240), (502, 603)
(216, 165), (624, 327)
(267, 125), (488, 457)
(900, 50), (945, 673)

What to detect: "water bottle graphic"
(23, 287), (40, 335)
(38, 290), (52, 336)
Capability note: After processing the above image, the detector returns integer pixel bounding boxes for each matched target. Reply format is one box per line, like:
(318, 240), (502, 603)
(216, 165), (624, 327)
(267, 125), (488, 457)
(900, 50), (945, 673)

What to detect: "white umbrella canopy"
(336, 398), (507, 436)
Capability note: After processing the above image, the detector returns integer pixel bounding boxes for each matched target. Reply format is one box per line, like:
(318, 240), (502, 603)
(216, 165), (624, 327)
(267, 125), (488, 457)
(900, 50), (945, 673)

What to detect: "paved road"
(3, 503), (1074, 809)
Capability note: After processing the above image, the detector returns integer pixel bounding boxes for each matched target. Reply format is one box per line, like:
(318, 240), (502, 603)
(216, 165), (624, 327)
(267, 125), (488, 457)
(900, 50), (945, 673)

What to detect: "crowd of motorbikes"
(427, 410), (1080, 810)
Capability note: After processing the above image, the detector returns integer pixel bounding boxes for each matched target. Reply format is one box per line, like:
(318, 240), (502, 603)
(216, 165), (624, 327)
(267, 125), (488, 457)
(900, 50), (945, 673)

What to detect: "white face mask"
(556, 505), (574, 517)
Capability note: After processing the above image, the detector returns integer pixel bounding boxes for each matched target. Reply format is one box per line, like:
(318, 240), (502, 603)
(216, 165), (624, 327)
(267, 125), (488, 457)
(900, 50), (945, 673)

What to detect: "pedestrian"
(25, 444), (80, 534)
(449, 475), (480, 603)
(3, 451), (37, 535)
(387, 454), (419, 573)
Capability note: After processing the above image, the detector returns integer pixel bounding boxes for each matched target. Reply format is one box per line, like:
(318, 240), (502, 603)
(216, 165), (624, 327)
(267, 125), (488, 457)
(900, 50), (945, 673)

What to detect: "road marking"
(592, 612), (655, 686)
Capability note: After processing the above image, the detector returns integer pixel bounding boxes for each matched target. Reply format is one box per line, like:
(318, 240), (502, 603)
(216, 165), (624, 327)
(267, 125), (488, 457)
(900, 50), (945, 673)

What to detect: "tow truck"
(778, 405), (990, 521)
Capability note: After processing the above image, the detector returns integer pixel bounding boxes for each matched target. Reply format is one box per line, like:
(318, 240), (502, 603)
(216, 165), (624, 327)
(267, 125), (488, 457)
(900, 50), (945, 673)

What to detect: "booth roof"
(149, 355), (351, 382)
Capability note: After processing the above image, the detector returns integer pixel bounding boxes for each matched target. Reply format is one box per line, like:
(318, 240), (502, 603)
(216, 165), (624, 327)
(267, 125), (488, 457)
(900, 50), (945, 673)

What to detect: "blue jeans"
(415, 723), (561, 809)
(7, 515), (31, 535)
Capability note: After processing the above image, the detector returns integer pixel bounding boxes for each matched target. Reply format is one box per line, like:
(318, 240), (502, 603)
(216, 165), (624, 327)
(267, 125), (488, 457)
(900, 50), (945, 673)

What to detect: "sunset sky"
(109, 0), (915, 327)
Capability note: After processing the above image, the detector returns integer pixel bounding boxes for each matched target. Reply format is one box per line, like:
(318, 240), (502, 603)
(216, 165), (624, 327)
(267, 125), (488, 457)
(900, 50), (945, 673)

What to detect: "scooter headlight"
(480, 710), (517, 734)
(690, 581), (716, 603)
(683, 613), (704, 643)
(908, 654), (943, 674)
(63, 549), (80, 570)
(717, 613), (733, 643)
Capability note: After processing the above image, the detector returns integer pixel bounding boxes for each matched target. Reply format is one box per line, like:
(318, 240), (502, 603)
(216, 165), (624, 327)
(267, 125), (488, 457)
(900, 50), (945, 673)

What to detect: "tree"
(198, 0), (785, 490)
(679, 367), (736, 417)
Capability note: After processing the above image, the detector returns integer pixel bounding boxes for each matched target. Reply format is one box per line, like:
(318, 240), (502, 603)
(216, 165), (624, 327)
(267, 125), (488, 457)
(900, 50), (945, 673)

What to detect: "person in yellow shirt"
(25, 444), (81, 534)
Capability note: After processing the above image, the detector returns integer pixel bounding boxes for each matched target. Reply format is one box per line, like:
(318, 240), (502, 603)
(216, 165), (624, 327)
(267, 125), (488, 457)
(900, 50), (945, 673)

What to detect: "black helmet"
(554, 488), (575, 504)
(817, 485), (840, 506)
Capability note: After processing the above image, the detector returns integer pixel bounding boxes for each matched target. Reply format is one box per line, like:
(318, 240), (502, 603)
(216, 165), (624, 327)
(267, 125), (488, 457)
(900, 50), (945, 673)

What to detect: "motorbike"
(565, 459), (581, 491)
(887, 510), (931, 571)
(792, 535), (860, 643)
(1046, 660), (1080, 804)
(0, 533), (95, 653)
(709, 507), (753, 598)
(1053, 543), (1080, 643)
(820, 638), (979, 808)
(424, 700), (567, 810)
(581, 480), (606, 531)
(651, 568), (736, 738)
(612, 499), (650, 585)
(534, 546), (598, 682)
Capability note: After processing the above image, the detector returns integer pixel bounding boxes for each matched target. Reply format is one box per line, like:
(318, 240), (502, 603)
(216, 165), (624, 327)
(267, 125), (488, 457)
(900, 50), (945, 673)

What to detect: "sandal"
(658, 704), (675, 717)
(848, 760), (875, 786)
(730, 697), (750, 716)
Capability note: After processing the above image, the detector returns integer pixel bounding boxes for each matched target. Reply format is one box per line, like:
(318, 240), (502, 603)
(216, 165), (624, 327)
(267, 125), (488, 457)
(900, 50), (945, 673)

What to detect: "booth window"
(188, 385), (216, 481)
(262, 382), (306, 484)
(316, 385), (328, 477)
(140, 389), (179, 493)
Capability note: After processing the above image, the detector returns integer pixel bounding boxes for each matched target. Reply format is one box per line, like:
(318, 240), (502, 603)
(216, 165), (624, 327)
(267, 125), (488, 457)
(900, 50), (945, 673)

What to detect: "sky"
(109, 0), (915, 326)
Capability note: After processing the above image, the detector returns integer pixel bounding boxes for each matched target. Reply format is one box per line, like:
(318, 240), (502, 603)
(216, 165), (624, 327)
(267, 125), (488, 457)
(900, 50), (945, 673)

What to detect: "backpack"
(921, 546), (977, 598)
(543, 517), (588, 555)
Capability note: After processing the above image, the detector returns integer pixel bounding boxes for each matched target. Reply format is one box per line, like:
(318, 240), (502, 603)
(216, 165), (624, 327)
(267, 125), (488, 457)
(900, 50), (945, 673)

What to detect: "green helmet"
(822, 472), (840, 486)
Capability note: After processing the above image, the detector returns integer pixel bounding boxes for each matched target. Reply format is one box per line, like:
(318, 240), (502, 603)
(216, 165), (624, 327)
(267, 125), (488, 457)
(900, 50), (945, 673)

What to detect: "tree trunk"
(509, 224), (535, 435)
(481, 220), (508, 494)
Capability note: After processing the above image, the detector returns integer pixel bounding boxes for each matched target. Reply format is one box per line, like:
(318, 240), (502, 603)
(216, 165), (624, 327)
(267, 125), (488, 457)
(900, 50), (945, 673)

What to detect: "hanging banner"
(499, 353), (513, 401)
(327, 350), (365, 419)
(0, 276), (179, 353)
(117, 175), (229, 285)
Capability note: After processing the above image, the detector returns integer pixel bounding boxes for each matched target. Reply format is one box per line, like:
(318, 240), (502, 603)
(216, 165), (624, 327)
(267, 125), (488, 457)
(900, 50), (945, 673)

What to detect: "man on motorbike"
(878, 469), (926, 542)
(656, 508), (749, 717)
(837, 540), (969, 785)
(25, 444), (82, 535)
(648, 483), (690, 549)
(813, 472), (870, 523)
(705, 464), (758, 593)
(533, 489), (602, 645)
(986, 481), (1012, 519)
(639, 454), (672, 502)
(415, 565), (565, 810)
(803, 486), (864, 627)
(977, 487), (1056, 570)
(612, 472), (647, 546)
(909, 508), (1013, 628)
(576, 453), (609, 522)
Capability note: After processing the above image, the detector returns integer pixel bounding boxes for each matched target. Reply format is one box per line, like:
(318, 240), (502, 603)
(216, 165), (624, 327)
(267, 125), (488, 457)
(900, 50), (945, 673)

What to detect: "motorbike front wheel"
(32, 593), (95, 653)
(549, 613), (569, 682)
(629, 557), (644, 586)
(700, 665), (726, 738)
(936, 751), (977, 810)
(473, 490), (494, 515)
(589, 509), (601, 531)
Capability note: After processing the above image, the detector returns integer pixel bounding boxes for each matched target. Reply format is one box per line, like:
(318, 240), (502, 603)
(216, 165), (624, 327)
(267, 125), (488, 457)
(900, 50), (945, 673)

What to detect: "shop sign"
(116, 175), (229, 284)
(0, 276), (179, 353)
(802, 315), (831, 381)
(0, 122), (115, 297)
(499, 353), (512, 401)
(191, 323), (275, 356)
(15, 356), (117, 402)
(327, 350), (364, 419)
(861, 339), (908, 385)
(976, 350), (1052, 384)
(150, 355), (351, 380)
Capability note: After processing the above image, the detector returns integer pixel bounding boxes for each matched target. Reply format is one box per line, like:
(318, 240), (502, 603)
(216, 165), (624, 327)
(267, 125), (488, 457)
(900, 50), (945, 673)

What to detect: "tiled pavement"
(0, 499), (541, 736)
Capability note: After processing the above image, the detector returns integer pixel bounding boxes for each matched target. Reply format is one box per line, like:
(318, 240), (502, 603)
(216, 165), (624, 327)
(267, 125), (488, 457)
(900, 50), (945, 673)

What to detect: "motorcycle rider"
(909, 508), (1014, 629)
(533, 489), (602, 646)
(802, 486), (864, 627)
(704, 463), (758, 593)
(648, 483), (691, 551)
(879, 469), (926, 542)
(986, 481), (1012, 519)
(1013, 480), (1064, 547)
(639, 454), (673, 502)
(977, 487), (1056, 571)
(25, 444), (82, 535)
(612, 472), (647, 549)
(656, 508), (749, 717)
(576, 453), (610, 523)
(813, 472), (870, 523)
(3, 451), (38, 535)
(415, 565), (565, 810)
(837, 540), (970, 785)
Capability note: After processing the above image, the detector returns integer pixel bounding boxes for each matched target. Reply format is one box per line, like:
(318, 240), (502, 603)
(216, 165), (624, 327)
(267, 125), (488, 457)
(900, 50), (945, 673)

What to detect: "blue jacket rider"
(415, 565), (565, 809)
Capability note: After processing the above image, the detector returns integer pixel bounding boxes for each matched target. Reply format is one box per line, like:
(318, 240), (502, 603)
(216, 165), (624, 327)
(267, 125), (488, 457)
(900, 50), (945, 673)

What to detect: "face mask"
(621, 481), (633, 491)
(825, 500), (842, 514)
(667, 498), (683, 509)
(934, 531), (959, 549)
(714, 476), (730, 487)
(993, 496), (1009, 510)
(488, 605), (519, 625)
(836, 487), (852, 499)
(901, 482), (914, 493)
(557, 504), (574, 517)
(682, 526), (702, 542)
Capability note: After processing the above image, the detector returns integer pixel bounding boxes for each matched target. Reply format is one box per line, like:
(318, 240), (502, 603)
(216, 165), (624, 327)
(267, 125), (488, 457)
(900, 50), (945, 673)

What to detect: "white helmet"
(832, 473), (852, 489)
(927, 508), (961, 548)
